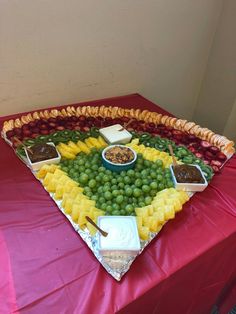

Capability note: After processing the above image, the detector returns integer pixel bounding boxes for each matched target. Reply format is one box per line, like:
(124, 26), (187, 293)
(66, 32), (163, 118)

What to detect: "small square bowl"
(24, 142), (61, 171)
(170, 164), (208, 192)
(97, 216), (141, 256)
(99, 124), (132, 144)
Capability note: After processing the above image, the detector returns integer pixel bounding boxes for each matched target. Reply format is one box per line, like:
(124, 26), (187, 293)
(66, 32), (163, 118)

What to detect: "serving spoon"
(85, 216), (108, 237)
(14, 137), (34, 155)
(168, 144), (178, 167)
(118, 119), (134, 131)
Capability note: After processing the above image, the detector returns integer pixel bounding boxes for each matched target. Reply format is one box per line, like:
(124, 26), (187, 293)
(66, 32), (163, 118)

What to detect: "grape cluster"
(60, 148), (174, 216)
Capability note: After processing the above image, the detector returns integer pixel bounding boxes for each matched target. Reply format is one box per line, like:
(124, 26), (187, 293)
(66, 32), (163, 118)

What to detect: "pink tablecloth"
(0, 94), (235, 314)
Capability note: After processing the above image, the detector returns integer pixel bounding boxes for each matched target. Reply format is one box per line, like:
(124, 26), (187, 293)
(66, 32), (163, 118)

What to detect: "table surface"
(0, 94), (236, 314)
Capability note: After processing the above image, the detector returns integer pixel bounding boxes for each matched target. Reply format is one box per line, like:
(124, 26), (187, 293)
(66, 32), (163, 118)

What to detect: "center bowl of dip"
(102, 145), (137, 172)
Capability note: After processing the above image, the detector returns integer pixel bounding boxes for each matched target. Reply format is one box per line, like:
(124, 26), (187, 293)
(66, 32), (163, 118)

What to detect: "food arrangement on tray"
(1, 105), (235, 280)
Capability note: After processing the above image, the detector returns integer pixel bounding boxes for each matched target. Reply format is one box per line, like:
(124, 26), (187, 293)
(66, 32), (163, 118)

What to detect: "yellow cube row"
(36, 164), (104, 235)
(126, 139), (173, 168)
(56, 136), (107, 159)
(135, 188), (189, 240)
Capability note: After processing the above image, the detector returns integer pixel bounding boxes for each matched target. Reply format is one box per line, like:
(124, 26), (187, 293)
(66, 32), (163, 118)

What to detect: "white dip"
(99, 216), (140, 251)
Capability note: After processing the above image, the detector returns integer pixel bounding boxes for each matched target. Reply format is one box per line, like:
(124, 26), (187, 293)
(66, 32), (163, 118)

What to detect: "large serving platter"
(1, 105), (235, 280)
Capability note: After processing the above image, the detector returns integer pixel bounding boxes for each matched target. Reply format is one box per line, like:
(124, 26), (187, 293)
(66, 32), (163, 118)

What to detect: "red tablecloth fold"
(0, 94), (235, 314)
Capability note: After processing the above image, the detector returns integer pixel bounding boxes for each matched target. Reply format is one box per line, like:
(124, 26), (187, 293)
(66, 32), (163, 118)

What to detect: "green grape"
(125, 187), (133, 196)
(133, 188), (141, 197)
(144, 196), (152, 205)
(142, 185), (150, 193)
(158, 182), (165, 191)
(88, 179), (96, 188)
(120, 209), (126, 215)
(112, 203), (120, 211)
(127, 169), (135, 177)
(102, 175), (110, 182)
(140, 169), (147, 177)
(99, 197), (106, 204)
(112, 190), (119, 197)
(150, 189), (157, 197)
(138, 201), (146, 207)
(116, 195), (124, 204)
(106, 205), (113, 214)
(104, 191), (112, 200)
(118, 182), (125, 189)
(150, 172), (157, 179)
(157, 174), (164, 181)
(125, 204), (134, 215)
(112, 210), (120, 216)
(156, 159), (163, 168)
(91, 195), (98, 201)
(150, 181), (158, 190)
(111, 178), (117, 185)
(123, 176), (131, 184)
(135, 179), (142, 187)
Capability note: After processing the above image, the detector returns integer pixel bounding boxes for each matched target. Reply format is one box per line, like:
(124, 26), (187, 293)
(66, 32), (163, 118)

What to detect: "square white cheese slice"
(99, 124), (132, 144)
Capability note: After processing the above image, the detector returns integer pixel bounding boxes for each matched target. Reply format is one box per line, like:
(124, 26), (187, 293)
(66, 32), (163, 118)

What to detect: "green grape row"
(60, 148), (174, 216)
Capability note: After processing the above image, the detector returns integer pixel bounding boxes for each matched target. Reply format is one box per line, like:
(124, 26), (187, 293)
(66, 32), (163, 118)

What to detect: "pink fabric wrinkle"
(0, 230), (19, 314)
(18, 264), (98, 312)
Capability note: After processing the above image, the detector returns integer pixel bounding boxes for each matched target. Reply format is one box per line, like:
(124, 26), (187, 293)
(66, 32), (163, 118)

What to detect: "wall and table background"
(0, 1), (236, 313)
(0, 0), (236, 140)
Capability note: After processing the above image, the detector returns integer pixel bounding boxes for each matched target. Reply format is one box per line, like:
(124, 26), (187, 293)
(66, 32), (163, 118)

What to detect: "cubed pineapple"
(60, 150), (76, 159)
(67, 141), (81, 154)
(77, 141), (90, 154)
(138, 226), (150, 241)
(97, 136), (107, 147)
(135, 206), (149, 217)
(54, 184), (64, 200)
(63, 181), (77, 193)
(149, 217), (159, 233)
(46, 179), (57, 193)
(88, 137), (101, 149)
(86, 222), (97, 236)
(53, 169), (65, 178)
(164, 205), (175, 220)
(69, 187), (83, 198)
(71, 204), (80, 222)
(78, 212), (89, 226)
(43, 172), (54, 186)
(36, 164), (54, 179)
(136, 216), (143, 230)
(64, 198), (74, 214)
(152, 211), (165, 224)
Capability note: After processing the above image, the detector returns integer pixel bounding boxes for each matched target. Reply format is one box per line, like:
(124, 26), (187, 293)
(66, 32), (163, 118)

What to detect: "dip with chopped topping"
(105, 146), (134, 164)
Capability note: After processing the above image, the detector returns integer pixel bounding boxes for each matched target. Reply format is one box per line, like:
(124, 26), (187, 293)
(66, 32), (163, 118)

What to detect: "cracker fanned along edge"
(1, 105), (234, 156)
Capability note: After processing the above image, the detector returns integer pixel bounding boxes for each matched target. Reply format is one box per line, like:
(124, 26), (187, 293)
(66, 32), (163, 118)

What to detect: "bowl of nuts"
(102, 145), (137, 172)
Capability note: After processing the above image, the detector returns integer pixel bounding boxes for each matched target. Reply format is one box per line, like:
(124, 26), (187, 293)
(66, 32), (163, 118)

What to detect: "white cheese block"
(99, 124), (132, 144)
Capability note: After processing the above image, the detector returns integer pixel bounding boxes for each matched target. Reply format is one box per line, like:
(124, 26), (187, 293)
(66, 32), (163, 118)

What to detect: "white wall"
(0, 0), (222, 118)
(193, 0), (236, 135)
(223, 97), (236, 142)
